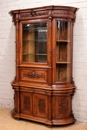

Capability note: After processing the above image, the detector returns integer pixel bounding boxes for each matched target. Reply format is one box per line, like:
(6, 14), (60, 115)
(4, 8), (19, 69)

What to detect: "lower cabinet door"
(52, 96), (71, 119)
(14, 91), (19, 113)
(33, 94), (49, 119)
(20, 92), (33, 115)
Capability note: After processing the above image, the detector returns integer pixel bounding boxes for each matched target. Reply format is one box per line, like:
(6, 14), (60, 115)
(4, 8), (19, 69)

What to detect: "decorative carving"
(38, 99), (45, 113)
(24, 71), (45, 79)
(58, 100), (69, 114)
(20, 11), (48, 18)
(30, 10), (36, 16)
(53, 10), (73, 15)
(24, 96), (30, 110)
(14, 92), (17, 112)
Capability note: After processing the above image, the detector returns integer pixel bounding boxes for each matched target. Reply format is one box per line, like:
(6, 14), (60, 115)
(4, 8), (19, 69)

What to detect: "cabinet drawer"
(20, 68), (48, 83)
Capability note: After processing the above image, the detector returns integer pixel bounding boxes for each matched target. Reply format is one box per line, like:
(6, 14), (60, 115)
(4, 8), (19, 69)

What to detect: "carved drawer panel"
(52, 96), (71, 119)
(20, 92), (33, 115)
(33, 94), (48, 118)
(20, 68), (47, 83)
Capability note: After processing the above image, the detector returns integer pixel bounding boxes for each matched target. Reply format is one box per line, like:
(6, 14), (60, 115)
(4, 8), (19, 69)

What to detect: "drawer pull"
(30, 88), (34, 92)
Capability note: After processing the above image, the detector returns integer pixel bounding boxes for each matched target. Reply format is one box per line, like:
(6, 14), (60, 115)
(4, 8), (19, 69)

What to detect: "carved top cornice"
(9, 5), (78, 24)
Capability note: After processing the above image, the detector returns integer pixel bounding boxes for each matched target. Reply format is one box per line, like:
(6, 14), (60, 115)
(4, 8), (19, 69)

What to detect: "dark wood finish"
(10, 5), (78, 126)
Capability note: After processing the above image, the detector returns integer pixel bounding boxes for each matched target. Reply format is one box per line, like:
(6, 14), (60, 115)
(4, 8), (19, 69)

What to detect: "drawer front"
(20, 68), (48, 83)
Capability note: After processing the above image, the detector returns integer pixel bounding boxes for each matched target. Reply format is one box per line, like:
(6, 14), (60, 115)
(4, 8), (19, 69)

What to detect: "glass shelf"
(23, 26), (47, 31)
(22, 53), (47, 56)
(23, 39), (47, 43)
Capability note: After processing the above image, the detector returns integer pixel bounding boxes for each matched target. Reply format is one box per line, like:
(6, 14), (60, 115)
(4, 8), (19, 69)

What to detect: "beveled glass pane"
(56, 21), (70, 82)
(22, 23), (47, 62)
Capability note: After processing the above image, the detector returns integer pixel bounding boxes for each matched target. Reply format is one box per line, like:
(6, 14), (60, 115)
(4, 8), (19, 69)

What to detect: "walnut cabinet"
(10, 5), (78, 126)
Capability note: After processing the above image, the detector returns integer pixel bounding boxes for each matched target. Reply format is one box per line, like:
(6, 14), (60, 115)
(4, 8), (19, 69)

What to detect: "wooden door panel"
(14, 91), (19, 113)
(52, 96), (71, 119)
(33, 94), (48, 118)
(20, 92), (33, 115)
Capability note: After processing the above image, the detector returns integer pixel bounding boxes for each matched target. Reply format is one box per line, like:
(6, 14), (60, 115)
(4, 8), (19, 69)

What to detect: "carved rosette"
(24, 71), (45, 79)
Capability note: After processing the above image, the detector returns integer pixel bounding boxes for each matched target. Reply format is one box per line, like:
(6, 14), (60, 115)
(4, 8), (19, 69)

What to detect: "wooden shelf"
(57, 40), (70, 42)
(56, 62), (70, 64)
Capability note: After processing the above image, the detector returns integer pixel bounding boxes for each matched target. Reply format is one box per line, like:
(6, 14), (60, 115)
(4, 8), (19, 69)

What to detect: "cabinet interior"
(56, 21), (70, 82)
(22, 23), (47, 62)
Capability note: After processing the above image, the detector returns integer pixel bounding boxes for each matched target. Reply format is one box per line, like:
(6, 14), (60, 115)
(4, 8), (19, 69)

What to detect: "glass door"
(56, 21), (70, 82)
(22, 22), (47, 63)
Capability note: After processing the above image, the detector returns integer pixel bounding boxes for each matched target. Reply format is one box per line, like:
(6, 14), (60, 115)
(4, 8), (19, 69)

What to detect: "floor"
(0, 108), (87, 130)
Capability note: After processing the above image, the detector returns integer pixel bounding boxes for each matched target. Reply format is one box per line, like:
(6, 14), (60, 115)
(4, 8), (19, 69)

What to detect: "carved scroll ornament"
(58, 100), (69, 114)
(24, 70), (45, 79)
(20, 10), (48, 19)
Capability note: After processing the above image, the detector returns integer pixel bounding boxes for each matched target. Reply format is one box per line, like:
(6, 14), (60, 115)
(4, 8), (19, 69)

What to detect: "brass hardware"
(30, 88), (34, 92)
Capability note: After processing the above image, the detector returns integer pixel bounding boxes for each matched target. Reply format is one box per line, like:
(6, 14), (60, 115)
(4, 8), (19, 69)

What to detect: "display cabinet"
(10, 5), (78, 126)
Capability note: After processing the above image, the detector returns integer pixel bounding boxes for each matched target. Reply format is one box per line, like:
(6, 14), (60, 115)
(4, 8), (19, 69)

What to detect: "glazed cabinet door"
(52, 20), (72, 84)
(20, 92), (33, 115)
(33, 94), (49, 119)
(20, 20), (51, 66)
(56, 21), (71, 83)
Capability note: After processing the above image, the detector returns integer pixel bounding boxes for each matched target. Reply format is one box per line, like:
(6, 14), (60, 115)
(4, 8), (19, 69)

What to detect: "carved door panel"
(52, 96), (71, 119)
(20, 92), (33, 115)
(33, 94), (48, 118)
(14, 91), (19, 113)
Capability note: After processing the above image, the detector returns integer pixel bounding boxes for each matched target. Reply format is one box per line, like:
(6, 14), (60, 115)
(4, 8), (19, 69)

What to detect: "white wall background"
(0, 0), (87, 123)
